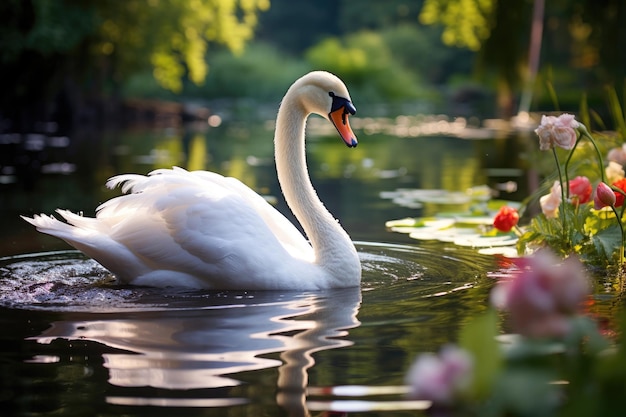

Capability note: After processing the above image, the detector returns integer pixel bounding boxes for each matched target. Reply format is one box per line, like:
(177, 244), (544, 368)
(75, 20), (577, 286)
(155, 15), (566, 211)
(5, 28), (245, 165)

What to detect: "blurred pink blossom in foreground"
(405, 345), (473, 404)
(490, 250), (591, 338)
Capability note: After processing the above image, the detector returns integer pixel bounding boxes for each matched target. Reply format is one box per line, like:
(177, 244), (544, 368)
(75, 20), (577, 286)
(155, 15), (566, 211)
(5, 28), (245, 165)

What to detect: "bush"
(186, 42), (312, 101)
(381, 24), (474, 85)
(305, 31), (425, 102)
(122, 42), (311, 102)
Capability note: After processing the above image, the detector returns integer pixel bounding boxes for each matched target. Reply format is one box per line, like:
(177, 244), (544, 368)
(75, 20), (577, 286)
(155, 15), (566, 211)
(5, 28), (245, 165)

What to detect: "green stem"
(563, 134), (582, 198)
(610, 205), (625, 267)
(552, 148), (568, 238)
(611, 186), (626, 218)
(581, 130), (606, 183)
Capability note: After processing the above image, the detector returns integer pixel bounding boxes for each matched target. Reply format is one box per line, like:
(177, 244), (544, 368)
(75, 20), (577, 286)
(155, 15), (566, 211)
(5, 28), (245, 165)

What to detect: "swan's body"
(23, 71), (361, 290)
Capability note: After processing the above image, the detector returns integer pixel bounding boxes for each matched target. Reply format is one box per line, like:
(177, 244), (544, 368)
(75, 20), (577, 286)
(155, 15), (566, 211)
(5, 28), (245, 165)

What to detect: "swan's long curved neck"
(274, 95), (356, 273)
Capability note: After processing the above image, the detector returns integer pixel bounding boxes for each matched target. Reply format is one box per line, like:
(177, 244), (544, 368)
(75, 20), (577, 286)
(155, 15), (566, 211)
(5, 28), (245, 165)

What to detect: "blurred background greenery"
(2, 0), (625, 132)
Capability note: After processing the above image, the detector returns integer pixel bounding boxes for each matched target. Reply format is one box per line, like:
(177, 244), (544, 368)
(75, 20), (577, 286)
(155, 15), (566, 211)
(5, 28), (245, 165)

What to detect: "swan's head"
(291, 71), (358, 148)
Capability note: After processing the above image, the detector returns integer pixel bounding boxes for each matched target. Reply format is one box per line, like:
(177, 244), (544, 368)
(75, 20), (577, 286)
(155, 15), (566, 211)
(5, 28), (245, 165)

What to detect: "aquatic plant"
(517, 114), (626, 271)
(384, 112), (626, 270)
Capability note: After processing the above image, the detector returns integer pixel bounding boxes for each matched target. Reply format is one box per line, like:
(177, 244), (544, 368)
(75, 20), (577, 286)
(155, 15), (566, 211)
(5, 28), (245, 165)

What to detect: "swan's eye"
(328, 92), (356, 121)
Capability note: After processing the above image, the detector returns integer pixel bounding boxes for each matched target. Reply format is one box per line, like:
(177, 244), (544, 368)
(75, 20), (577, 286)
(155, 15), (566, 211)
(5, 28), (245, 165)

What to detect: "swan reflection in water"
(29, 287), (362, 415)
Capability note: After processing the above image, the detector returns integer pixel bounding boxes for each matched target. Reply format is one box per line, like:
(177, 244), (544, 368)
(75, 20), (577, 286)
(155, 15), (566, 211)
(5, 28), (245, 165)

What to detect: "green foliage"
(338, 0), (423, 32)
(458, 310), (502, 400)
(305, 31), (424, 101)
(605, 86), (626, 139)
(0, 0), (97, 60)
(517, 201), (624, 269)
(0, 0), (270, 101)
(185, 42), (311, 101)
(93, 0), (270, 92)
(381, 24), (474, 85)
(256, 0), (339, 54)
(419, 0), (497, 51)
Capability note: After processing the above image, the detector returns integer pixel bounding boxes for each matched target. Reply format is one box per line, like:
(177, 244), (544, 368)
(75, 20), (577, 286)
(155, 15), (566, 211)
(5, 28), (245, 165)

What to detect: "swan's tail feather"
(54, 209), (100, 229)
(20, 212), (93, 243)
(21, 213), (72, 235)
(22, 212), (147, 281)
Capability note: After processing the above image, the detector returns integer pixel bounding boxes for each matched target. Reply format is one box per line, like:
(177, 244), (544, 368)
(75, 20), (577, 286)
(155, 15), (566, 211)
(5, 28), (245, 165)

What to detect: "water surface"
(0, 242), (499, 416)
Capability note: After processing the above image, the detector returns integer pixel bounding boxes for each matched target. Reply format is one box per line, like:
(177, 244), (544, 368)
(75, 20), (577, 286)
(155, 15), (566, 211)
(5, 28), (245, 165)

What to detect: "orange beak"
(328, 93), (358, 148)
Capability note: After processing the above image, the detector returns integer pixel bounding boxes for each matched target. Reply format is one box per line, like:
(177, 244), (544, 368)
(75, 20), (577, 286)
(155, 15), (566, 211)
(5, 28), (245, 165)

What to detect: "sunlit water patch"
(0, 242), (500, 416)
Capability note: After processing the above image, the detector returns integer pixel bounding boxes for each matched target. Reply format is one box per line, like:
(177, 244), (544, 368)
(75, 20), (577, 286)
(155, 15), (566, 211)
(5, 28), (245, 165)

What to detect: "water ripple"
(0, 242), (498, 312)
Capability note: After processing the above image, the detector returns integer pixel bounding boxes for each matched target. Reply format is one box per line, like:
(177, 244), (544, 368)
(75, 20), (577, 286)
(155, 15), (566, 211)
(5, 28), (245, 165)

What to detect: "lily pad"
(478, 247), (520, 257)
(454, 235), (518, 248)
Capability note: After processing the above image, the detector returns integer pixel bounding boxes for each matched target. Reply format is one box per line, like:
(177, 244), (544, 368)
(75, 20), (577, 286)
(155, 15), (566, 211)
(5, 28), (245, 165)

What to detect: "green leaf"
(591, 224), (622, 261)
(458, 309), (502, 400)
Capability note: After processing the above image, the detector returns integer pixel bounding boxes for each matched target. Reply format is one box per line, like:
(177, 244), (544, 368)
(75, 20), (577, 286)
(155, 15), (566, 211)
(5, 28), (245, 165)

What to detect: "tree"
(256, 0), (339, 54)
(93, 0), (270, 93)
(418, 0), (626, 117)
(419, 0), (530, 117)
(0, 0), (269, 130)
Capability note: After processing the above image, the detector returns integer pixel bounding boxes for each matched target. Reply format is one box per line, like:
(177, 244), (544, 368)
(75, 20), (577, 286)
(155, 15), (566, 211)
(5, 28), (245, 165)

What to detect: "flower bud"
(594, 182), (616, 209)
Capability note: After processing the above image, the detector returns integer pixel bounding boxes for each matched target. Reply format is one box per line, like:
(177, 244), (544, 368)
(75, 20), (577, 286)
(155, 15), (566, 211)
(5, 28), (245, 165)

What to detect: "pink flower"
(568, 176), (592, 205)
(539, 181), (561, 218)
(405, 345), (473, 404)
(594, 182), (616, 209)
(607, 144), (626, 165)
(490, 250), (590, 339)
(535, 114), (579, 150)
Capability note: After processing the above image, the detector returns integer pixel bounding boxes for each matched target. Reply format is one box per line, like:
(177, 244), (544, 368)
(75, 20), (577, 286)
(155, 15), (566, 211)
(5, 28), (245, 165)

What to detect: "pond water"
(0, 117), (615, 416)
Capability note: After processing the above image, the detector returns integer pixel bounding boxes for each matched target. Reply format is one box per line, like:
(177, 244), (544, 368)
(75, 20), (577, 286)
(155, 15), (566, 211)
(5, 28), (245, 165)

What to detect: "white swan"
(22, 71), (361, 290)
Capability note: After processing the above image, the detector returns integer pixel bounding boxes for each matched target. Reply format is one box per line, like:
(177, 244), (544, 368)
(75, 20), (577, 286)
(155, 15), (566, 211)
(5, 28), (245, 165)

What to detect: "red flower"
(568, 176), (592, 205)
(612, 178), (626, 207)
(493, 206), (519, 232)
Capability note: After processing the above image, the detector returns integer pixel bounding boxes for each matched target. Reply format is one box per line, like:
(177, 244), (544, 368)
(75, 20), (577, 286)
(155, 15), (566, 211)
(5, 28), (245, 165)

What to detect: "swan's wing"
(104, 167), (314, 260)
(97, 170), (314, 286)
(187, 169), (314, 260)
(136, 168), (314, 261)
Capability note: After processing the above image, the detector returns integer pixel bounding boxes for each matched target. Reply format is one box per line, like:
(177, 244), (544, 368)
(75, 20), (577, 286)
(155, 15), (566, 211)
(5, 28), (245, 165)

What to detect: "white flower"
(539, 181), (562, 218)
(605, 161), (625, 185)
(535, 114), (579, 151)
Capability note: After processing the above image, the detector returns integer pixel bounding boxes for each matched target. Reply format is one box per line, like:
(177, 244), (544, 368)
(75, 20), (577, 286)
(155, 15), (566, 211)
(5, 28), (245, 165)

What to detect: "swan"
(22, 71), (362, 290)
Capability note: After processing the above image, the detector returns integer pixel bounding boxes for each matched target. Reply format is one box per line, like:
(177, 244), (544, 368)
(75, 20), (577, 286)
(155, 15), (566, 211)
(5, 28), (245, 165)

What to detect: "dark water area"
(0, 117), (610, 415)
